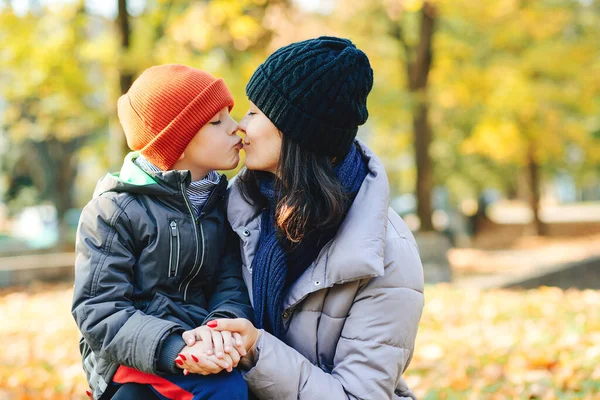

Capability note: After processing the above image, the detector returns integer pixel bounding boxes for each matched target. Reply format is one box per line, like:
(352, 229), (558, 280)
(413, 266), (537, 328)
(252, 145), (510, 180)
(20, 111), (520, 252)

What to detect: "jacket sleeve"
(241, 236), (424, 399)
(204, 223), (254, 324)
(71, 195), (184, 375)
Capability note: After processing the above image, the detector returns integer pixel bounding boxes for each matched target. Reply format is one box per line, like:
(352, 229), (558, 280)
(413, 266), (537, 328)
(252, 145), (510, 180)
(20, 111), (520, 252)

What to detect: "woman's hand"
(219, 330), (245, 359)
(183, 319), (261, 353)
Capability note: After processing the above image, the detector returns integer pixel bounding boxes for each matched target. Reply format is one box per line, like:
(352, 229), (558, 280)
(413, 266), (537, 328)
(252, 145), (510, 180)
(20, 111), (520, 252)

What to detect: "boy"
(72, 64), (252, 400)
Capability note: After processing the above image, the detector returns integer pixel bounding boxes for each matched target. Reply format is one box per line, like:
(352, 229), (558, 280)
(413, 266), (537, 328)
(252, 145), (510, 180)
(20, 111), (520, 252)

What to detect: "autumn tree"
(389, 1), (437, 232)
(446, 0), (600, 235)
(0, 2), (109, 246)
(332, 0), (600, 237)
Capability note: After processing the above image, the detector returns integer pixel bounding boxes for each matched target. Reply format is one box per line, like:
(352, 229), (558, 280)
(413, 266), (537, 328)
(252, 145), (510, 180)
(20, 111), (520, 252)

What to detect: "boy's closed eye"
(209, 119), (222, 125)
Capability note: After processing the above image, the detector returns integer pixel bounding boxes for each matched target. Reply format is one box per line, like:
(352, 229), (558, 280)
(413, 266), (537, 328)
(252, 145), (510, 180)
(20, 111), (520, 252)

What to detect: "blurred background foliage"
(0, 0), (599, 248)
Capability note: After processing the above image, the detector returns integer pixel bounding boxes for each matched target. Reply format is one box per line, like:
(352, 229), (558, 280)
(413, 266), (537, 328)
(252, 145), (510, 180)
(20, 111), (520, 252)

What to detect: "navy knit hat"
(246, 36), (374, 157)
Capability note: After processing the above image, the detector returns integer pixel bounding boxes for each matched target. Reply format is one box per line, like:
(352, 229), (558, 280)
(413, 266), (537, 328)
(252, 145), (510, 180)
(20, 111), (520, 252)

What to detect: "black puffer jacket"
(72, 152), (252, 399)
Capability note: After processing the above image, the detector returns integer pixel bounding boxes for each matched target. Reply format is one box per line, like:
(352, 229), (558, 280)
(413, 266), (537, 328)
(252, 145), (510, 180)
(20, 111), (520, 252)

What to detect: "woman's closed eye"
(247, 111), (256, 116)
(210, 120), (222, 125)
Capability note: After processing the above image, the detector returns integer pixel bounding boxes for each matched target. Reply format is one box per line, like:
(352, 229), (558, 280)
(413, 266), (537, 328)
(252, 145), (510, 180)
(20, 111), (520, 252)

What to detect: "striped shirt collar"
(134, 155), (221, 215)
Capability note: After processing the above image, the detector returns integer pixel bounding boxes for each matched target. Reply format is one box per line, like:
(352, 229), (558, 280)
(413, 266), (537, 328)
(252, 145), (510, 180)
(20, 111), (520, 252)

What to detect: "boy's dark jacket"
(71, 153), (253, 399)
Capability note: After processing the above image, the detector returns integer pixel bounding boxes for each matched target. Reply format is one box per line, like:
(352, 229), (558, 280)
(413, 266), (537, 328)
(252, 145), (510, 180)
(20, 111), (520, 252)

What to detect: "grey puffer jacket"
(72, 152), (253, 399)
(227, 141), (425, 399)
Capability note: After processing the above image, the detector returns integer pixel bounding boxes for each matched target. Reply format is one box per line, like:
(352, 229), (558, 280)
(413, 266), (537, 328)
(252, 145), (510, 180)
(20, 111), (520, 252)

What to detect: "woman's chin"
(242, 155), (253, 169)
(243, 160), (259, 171)
(243, 159), (274, 173)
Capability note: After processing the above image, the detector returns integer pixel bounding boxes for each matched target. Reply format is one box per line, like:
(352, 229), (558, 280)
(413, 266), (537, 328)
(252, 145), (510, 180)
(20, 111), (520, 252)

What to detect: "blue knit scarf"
(251, 144), (369, 339)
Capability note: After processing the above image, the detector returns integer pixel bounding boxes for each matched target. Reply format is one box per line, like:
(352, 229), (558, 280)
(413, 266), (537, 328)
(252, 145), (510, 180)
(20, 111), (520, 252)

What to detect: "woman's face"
(237, 101), (282, 174)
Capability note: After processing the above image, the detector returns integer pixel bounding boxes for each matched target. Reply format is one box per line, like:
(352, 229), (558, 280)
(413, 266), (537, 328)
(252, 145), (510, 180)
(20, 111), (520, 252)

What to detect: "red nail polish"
(86, 390), (92, 397)
(184, 369), (189, 376)
(191, 354), (199, 362)
(176, 359), (183, 365)
(207, 321), (218, 328)
(178, 353), (187, 361)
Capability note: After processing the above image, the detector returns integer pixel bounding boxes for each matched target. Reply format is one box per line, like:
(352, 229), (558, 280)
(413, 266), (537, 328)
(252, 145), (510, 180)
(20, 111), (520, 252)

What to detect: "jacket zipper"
(168, 221), (180, 277)
(183, 223), (205, 301)
(178, 182), (200, 299)
(178, 178), (222, 301)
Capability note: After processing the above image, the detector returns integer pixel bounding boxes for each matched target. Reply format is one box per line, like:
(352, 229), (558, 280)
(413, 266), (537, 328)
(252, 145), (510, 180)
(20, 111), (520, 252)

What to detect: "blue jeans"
(107, 368), (248, 400)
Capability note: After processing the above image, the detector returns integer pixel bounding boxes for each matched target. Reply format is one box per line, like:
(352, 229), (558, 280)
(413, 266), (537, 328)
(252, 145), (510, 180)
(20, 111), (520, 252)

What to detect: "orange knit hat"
(117, 64), (234, 170)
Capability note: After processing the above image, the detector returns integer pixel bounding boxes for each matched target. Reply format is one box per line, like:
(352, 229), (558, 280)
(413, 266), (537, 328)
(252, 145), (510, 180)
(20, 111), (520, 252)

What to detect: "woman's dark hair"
(239, 135), (350, 244)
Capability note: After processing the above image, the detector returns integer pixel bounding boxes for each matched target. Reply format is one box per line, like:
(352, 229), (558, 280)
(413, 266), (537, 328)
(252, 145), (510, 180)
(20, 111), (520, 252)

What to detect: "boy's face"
(178, 107), (243, 176)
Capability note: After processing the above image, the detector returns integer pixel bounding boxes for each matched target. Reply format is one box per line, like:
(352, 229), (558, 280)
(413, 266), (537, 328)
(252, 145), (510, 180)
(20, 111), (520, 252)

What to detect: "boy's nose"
(228, 115), (238, 133)
(237, 116), (248, 133)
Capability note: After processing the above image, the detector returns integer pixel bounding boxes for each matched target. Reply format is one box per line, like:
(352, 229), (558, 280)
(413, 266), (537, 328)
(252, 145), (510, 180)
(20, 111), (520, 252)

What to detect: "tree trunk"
(116, 0), (134, 161)
(33, 139), (80, 249)
(413, 101), (434, 231)
(55, 143), (79, 249)
(409, 3), (436, 232)
(117, 0), (134, 95)
(527, 143), (547, 236)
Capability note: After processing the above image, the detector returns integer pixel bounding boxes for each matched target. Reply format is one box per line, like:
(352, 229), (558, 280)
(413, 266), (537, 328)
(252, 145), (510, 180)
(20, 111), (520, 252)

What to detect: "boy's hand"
(175, 341), (234, 375)
(182, 325), (247, 358)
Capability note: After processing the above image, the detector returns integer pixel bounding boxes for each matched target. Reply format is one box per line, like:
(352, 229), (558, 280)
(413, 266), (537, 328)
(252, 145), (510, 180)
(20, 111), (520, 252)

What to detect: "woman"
(185, 36), (424, 399)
